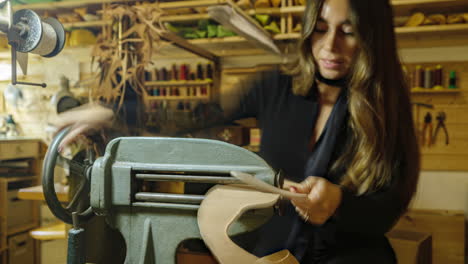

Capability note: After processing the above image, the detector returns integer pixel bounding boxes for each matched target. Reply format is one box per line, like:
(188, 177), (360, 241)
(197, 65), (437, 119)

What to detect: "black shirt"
(230, 70), (401, 263)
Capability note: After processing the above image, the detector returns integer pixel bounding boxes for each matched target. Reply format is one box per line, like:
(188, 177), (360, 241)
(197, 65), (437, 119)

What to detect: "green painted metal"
(89, 137), (279, 264)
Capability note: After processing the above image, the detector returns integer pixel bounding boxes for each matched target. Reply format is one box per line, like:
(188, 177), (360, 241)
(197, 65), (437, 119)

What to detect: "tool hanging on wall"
(411, 102), (434, 144)
(432, 111), (449, 145)
(421, 112), (433, 147)
(0, 0), (65, 88)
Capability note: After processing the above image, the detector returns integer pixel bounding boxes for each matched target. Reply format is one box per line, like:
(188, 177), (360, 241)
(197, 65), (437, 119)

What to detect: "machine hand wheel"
(42, 127), (95, 225)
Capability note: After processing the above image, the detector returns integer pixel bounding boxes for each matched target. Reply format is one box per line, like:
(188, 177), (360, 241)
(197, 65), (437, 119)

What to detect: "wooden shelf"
(160, 13), (210, 23)
(3, 176), (38, 183)
(30, 222), (66, 240)
(274, 33), (300, 40)
(18, 184), (69, 203)
(63, 20), (111, 29)
(145, 96), (210, 101)
(145, 80), (213, 86)
(396, 24), (468, 35)
(247, 6), (305, 15)
(12, 0), (139, 11)
(7, 223), (38, 236)
(411, 88), (461, 94)
(392, 0), (468, 17)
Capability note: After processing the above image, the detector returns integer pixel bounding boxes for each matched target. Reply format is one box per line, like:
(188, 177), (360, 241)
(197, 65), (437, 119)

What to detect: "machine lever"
(67, 212), (86, 264)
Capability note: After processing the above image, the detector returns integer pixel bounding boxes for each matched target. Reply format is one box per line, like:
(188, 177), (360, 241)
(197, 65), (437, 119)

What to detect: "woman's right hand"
(50, 103), (115, 150)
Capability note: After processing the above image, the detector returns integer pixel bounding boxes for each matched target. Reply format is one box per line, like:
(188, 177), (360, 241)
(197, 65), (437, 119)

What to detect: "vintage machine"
(42, 128), (284, 264)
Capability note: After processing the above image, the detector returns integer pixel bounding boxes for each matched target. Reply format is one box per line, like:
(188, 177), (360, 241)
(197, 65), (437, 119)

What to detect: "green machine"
(42, 128), (284, 264)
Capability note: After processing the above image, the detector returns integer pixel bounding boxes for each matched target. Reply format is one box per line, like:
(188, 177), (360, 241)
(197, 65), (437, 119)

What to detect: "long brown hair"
(288, 0), (419, 208)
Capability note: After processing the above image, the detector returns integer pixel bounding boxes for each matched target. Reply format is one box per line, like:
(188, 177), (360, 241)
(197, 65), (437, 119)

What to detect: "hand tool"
(432, 111), (449, 145)
(421, 112), (433, 147)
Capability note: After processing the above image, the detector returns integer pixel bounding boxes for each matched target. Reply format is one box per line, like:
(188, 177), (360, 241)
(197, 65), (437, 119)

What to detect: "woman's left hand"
(290, 176), (343, 225)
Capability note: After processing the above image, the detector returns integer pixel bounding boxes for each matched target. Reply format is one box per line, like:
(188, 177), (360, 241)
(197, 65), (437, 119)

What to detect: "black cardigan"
(230, 70), (402, 263)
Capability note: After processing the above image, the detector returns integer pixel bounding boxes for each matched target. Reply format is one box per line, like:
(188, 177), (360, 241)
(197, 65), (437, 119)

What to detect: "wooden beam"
(160, 13), (211, 23)
(158, 0), (227, 9)
(160, 31), (219, 63)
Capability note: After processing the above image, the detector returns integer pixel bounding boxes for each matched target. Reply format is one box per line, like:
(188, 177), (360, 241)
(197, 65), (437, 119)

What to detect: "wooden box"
(392, 210), (465, 264)
(387, 229), (432, 264)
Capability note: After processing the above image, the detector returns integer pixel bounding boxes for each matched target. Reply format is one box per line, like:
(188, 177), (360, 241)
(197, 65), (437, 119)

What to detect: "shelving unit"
(396, 24), (468, 35)
(0, 138), (43, 264)
(6, 0), (468, 55)
(157, 0), (468, 53)
(391, 0), (468, 17)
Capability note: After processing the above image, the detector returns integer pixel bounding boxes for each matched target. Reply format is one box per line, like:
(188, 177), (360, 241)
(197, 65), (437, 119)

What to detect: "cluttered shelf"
(411, 88), (461, 94)
(145, 95), (210, 101)
(396, 24), (468, 34)
(145, 80), (213, 86)
(391, 0), (468, 16)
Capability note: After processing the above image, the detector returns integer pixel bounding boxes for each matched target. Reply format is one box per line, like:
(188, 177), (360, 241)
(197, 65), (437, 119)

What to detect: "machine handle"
(42, 127), (94, 224)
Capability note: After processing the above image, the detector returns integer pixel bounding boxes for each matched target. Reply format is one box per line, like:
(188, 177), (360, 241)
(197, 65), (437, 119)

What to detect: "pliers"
(421, 112), (433, 147)
(432, 112), (449, 145)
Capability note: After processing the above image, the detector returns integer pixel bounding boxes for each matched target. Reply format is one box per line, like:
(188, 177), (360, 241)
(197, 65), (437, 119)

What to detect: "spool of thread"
(433, 65), (443, 89)
(180, 64), (187, 80)
(172, 64), (179, 81)
(145, 71), (151, 82)
(197, 63), (204, 80)
(189, 72), (196, 81)
(424, 68), (432, 89)
(152, 88), (160, 96)
(413, 65), (422, 88)
(33, 22), (58, 56)
(206, 63), (213, 79)
(160, 68), (168, 81)
(177, 101), (184, 110)
(449, 71), (457, 89)
(154, 68), (159, 81)
(185, 65), (191, 80)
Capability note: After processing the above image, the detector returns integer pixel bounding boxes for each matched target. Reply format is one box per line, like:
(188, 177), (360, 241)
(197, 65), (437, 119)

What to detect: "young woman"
(53, 0), (419, 263)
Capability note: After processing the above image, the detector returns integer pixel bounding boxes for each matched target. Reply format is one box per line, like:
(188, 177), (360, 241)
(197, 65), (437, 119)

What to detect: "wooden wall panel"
(407, 61), (468, 171)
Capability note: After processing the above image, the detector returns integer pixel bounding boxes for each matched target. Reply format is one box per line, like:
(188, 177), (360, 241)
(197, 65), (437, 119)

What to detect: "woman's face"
(311, 0), (358, 80)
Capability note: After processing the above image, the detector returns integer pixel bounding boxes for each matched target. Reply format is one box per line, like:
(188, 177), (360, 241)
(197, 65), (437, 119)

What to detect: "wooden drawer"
(0, 141), (39, 160)
(7, 190), (34, 231)
(8, 232), (34, 264)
